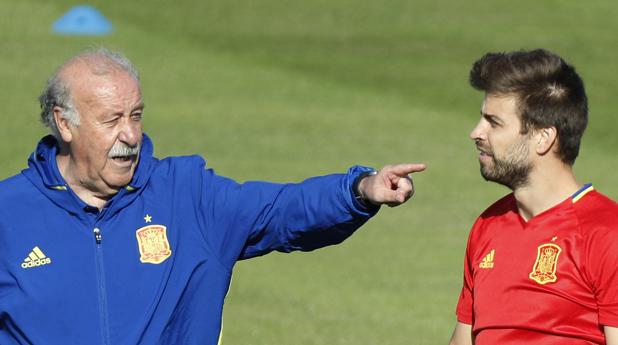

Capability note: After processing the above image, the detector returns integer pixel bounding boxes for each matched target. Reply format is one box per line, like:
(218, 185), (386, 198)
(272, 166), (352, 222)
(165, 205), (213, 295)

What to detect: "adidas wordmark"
(21, 246), (52, 269)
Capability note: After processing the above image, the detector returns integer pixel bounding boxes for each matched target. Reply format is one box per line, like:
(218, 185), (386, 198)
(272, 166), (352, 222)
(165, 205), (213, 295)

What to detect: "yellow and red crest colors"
(529, 243), (562, 285)
(136, 225), (172, 264)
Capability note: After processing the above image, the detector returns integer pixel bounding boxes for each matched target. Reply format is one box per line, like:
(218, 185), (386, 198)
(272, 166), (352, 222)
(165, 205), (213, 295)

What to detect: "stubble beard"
(480, 139), (532, 190)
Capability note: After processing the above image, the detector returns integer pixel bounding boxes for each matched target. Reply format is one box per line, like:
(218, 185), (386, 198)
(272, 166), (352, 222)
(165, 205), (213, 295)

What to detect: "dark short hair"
(469, 49), (588, 165)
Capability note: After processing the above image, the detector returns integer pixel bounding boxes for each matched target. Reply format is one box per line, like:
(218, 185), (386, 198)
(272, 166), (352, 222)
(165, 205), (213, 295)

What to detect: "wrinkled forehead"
(60, 57), (140, 94)
(61, 63), (143, 115)
(66, 56), (138, 86)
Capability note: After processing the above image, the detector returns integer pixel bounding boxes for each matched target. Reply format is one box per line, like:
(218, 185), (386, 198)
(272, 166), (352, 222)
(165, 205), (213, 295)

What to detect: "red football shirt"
(456, 185), (618, 344)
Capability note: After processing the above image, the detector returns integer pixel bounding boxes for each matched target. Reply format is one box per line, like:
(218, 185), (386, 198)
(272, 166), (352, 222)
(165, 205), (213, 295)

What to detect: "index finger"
(384, 163), (427, 176)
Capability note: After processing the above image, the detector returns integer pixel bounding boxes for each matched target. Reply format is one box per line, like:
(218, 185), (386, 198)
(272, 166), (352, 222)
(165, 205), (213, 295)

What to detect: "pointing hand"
(357, 163), (426, 207)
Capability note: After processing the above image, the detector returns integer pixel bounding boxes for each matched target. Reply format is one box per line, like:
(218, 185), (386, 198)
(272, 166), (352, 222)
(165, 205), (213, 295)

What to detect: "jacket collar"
(22, 133), (157, 217)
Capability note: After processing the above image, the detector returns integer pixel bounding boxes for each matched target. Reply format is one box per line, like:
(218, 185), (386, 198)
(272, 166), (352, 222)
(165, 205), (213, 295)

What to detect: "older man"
(0, 48), (425, 344)
(449, 49), (618, 345)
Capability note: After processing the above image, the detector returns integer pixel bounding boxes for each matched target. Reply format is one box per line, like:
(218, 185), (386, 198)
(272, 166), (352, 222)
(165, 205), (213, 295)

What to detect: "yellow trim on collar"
(572, 185), (594, 203)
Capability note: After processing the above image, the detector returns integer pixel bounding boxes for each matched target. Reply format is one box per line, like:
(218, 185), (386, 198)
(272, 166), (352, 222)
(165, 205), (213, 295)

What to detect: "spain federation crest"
(529, 243), (562, 285)
(136, 225), (172, 264)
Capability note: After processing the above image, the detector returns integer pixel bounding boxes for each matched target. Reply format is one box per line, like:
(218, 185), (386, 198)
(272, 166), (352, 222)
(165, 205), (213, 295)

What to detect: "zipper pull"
(94, 228), (102, 245)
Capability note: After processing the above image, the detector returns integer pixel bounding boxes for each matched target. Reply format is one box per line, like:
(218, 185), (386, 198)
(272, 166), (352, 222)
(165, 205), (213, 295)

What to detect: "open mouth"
(111, 155), (137, 163)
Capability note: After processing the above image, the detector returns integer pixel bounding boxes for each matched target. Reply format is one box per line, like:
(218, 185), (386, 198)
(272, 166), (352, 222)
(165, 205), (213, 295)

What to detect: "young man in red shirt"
(449, 49), (618, 345)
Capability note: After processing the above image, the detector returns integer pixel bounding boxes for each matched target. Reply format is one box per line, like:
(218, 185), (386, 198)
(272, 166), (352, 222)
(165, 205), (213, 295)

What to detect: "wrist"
(352, 170), (377, 206)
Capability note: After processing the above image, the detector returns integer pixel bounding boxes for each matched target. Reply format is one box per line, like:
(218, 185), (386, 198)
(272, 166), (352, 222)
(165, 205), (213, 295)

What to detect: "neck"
(56, 147), (116, 211)
(513, 161), (580, 221)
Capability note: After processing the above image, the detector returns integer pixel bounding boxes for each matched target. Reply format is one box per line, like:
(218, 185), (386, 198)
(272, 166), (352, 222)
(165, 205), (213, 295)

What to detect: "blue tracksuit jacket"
(0, 134), (378, 344)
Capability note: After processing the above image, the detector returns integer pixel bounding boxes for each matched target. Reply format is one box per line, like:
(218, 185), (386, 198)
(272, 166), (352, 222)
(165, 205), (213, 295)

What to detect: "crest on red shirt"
(529, 243), (562, 284)
(136, 225), (172, 264)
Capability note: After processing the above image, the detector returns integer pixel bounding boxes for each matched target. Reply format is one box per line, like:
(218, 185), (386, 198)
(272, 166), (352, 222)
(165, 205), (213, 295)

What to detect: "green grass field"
(1, 1), (617, 344)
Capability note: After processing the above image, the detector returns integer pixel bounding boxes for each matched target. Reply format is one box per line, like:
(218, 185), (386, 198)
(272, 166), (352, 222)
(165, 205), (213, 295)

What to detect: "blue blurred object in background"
(53, 5), (113, 35)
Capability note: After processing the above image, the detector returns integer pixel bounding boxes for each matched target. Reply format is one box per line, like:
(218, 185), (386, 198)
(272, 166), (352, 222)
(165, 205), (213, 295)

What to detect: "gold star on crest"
(144, 214), (152, 223)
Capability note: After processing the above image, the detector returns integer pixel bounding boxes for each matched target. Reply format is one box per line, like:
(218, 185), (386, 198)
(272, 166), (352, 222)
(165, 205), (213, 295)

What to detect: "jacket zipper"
(94, 227), (111, 345)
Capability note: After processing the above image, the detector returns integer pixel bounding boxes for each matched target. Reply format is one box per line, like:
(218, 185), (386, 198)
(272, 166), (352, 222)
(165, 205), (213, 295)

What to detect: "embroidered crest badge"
(529, 243), (562, 284)
(136, 225), (172, 264)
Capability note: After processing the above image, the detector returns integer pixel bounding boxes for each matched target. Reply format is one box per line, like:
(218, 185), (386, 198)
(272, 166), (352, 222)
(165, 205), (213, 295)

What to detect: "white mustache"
(108, 143), (140, 158)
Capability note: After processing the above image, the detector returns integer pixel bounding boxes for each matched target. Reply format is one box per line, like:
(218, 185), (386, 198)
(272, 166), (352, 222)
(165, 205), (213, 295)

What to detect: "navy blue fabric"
(0, 134), (378, 344)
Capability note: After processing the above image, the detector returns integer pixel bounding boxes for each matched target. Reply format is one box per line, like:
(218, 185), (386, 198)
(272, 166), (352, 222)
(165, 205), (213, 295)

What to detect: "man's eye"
(486, 118), (501, 128)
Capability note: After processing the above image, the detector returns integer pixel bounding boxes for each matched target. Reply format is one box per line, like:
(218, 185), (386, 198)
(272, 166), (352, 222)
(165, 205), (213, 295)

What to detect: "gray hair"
(38, 47), (140, 139)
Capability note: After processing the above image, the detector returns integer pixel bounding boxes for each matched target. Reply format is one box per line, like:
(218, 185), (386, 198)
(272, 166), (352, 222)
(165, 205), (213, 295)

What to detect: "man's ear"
(536, 126), (557, 156)
(53, 106), (73, 142)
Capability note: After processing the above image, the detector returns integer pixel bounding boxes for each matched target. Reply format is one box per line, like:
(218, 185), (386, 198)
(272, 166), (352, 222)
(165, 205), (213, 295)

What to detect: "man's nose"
(470, 120), (486, 141)
(118, 117), (141, 147)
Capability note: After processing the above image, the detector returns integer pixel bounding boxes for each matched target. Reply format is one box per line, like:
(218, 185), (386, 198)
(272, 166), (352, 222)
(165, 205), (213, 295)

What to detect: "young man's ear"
(536, 126), (557, 155)
(53, 106), (73, 142)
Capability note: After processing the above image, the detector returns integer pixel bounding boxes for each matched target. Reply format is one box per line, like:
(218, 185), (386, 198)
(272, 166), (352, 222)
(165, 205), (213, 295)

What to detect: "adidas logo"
(479, 249), (495, 269)
(21, 246), (52, 269)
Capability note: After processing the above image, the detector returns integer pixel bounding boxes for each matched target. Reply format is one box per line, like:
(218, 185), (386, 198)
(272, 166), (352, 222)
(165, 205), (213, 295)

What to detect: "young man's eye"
(485, 117), (501, 128)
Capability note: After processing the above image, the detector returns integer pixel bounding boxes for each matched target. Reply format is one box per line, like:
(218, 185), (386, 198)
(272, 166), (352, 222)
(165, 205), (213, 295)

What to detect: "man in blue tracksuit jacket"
(0, 48), (426, 344)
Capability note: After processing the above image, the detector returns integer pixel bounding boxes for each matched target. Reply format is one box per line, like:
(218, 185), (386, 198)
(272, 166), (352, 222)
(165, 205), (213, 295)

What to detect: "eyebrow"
(109, 103), (145, 117)
(133, 102), (145, 111)
(480, 111), (503, 125)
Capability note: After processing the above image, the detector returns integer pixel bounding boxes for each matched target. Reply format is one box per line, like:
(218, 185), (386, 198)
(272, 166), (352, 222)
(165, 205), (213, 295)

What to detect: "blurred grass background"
(1, 0), (617, 344)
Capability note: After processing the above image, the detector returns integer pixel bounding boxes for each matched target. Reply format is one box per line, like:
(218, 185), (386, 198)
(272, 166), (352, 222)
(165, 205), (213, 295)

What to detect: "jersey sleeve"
(584, 223), (618, 327)
(198, 164), (380, 266)
(456, 218), (482, 325)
